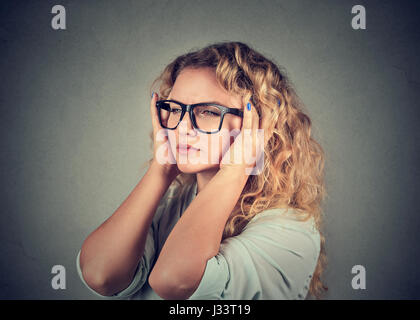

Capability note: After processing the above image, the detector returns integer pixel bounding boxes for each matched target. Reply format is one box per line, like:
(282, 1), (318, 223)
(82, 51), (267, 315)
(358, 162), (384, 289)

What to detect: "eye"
(195, 105), (221, 117)
(171, 107), (182, 114)
(167, 102), (182, 114)
(202, 110), (219, 116)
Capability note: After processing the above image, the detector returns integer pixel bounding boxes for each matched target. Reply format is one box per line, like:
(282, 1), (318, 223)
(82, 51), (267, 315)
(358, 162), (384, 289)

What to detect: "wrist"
(217, 165), (249, 186)
(149, 160), (179, 183)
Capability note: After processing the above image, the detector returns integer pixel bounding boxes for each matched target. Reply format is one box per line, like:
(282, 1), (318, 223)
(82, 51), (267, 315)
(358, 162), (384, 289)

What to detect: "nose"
(178, 112), (197, 137)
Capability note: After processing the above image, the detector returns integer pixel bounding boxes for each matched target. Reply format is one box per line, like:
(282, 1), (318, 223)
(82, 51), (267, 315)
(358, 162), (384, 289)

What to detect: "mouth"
(176, 144), (200, 153)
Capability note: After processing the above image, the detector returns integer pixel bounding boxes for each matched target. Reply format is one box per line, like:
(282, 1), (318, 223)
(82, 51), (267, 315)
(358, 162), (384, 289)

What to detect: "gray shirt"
(76, 180), (321, 299)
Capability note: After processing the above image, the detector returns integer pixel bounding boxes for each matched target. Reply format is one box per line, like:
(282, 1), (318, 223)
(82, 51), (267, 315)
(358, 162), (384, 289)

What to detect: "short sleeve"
(187, 211), (321, 300)
(76, 222), (156, 299)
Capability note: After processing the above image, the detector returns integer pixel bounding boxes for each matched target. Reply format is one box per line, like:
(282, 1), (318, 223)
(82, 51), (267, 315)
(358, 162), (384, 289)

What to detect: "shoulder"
(188, 207), (322, 300)
(240, 207), (321, 255)
(224, 208), (321, 296)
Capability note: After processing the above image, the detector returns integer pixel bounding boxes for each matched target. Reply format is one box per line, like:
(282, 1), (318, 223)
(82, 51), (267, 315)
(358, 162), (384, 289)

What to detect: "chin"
(177, 162), (219, 174)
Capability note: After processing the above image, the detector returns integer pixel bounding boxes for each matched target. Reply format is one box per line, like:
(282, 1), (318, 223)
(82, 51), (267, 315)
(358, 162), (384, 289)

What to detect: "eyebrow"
(169, 99), (240, 109)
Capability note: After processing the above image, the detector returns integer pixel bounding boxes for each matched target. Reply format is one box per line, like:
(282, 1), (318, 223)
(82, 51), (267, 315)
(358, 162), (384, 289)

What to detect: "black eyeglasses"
(156, 99), (243, 134)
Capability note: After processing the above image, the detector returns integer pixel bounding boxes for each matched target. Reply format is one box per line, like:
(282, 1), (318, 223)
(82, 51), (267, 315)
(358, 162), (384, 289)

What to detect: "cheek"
(167, 131), (178, 152)
(222, 115), (242, 132)
(207, 131), (234, 160)
(221, 117), (242, 145)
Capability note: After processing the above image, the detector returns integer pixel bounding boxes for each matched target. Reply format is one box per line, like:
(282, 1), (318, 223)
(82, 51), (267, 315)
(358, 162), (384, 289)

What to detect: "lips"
(177, 144), (200, 152)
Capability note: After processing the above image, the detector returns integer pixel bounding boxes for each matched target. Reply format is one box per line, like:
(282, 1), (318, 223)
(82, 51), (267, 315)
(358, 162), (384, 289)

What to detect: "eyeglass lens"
(159, 102), (222, 133)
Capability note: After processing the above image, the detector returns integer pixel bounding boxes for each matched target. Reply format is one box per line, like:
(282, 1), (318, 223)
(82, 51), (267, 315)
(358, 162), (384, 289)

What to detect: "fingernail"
(247, 102), (251, 111)
(151, 92), (155, 99)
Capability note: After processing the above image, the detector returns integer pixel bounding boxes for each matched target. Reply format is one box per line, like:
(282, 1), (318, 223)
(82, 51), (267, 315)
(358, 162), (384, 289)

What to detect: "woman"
(76, 41), (327, 300)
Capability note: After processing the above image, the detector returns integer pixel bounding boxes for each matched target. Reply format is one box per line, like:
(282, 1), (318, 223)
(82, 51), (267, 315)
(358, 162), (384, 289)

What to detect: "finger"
(242, 99), (253, 131)
(249, 103), (261, 159)
(250, 102), (259, 131)
(242, 99), (254, 163)
(259, 110), (271, 147)
(150, 92), (160, 129)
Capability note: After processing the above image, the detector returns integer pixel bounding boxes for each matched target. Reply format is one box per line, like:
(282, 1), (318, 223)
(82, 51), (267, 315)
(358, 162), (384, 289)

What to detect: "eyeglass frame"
(156, 99), (244, 134)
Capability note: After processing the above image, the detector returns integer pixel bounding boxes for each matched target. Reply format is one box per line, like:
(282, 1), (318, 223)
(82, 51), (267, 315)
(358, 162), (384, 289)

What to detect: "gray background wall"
(1, 0), (419, 299)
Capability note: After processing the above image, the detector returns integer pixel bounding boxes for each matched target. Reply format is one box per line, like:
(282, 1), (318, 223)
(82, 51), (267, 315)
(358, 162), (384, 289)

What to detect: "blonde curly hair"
(147, 41), (328, 299)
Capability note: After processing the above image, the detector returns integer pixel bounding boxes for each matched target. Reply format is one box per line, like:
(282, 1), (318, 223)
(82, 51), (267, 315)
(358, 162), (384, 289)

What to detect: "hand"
(150, 92), (181, 180)
(220, 97), (270, 177)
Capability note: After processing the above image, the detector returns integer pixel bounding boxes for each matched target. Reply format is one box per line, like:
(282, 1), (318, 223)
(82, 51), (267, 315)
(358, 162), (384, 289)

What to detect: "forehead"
(168, 68), (242, 109)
